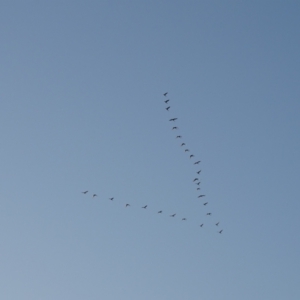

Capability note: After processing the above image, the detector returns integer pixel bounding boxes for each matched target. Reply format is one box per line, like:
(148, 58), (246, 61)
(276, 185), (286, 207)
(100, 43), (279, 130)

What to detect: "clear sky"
(1, 1), (299, 299)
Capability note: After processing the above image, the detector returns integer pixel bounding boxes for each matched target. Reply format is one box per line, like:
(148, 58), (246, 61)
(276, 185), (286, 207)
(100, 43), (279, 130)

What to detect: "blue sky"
(1, 1), (300, 299)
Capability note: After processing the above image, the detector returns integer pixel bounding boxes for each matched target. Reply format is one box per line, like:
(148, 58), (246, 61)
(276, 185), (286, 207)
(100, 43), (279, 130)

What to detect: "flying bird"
(169, 118), (178, 122)
(158, 210), (162, 213)
(182, 218), (187, 221)
(82, 191), (88, 194)
(216, 222), (219, 226)
(125, 204), (130, 207)
(163, 92), (168, 96)
(194, 161), (201, 165)
(193, 178), (199, 182)
(206, 213), (211, 216)
(197, 188), (201, 190)
(172, 126), (178, 130)
(198, 195), (205, 198)
(170, 213), (176, 217)
(176, 135), (182, 138)
(190, 154), (194, 158)
(92, 194), (97, 198)
(196, 182), (201, 186)
(219, 230), (223, 234)
(181, 143), (186, 146)
(164, 99), (170, 103)
(166, 106), (170, 111)
(185, 149), (189, 152)
(109, 197), (114, 201)
(200, 224), (204, 227)
(142, 205), (148, 209)
(197, 170), (201, 174)
(203, 202), (208, 206)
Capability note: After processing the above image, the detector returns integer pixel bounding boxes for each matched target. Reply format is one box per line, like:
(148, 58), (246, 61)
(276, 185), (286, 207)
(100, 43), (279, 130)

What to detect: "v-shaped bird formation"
(81, 92), (223, 234)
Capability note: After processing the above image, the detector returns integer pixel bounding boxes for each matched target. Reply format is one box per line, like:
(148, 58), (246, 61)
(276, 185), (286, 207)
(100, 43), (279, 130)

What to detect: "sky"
(1, 1), (300, 299)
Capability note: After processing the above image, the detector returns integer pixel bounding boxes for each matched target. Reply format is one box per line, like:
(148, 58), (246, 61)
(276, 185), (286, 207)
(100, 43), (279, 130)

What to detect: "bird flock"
(81, 92), (223, 234)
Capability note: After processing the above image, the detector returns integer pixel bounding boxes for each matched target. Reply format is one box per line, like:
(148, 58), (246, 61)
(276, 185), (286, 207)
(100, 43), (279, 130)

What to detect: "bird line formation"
(80, 92), (223, 234)
(81, 190), (221, 233)
(163, 92), (223, 234)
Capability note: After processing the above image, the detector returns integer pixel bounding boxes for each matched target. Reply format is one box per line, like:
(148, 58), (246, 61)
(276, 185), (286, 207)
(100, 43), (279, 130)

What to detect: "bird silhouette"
(109, 197), (114, 201)
(196, 182), (201, 186)
(206, 213), (211, 215)
(142, 205), (148, 209)
(198, 195), (205, 198)
(182, 218), (187, 221)
(197, 170), (201, 174)
(219, 230), (223, 234)
(82, 191), (88, 194)
(193, 178), (199, 182)
(170, 213), (176, 217)
(203, 202), (208, 206)
(125, 204), (130, 207)
(92, 194), (97, 198)
(194, 161), (201, 165)
(169, 118), (178, 122)
(172, 126), (178, 130)
(164, 99), (170, 103)
(166, 106), (170, 111)
(158, 210), (162, 213)
(185, 149), (190, 152)
(197, 188), (201, 190)
(176, 135), (182, 138)
(216, 222), (219, 226)
(200, 224), (204, 227)
(181, 143), (186, 146)
(190, 154), (194, 158)
(163, 92), (168, 96)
